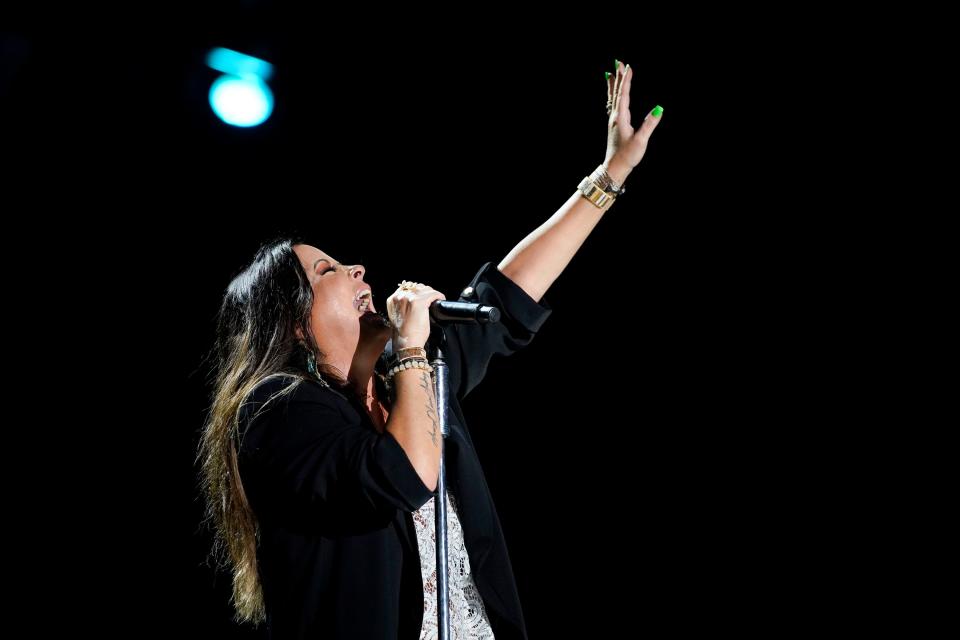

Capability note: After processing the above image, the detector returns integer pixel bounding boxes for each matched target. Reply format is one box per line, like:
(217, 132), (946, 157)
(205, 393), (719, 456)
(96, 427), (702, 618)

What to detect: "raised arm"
(498, 59), (663, 302)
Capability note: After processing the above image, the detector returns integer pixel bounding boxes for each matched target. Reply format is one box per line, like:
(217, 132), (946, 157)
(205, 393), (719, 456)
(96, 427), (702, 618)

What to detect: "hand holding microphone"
(387, 281), (446, 350)
(387, 281), (500, 350)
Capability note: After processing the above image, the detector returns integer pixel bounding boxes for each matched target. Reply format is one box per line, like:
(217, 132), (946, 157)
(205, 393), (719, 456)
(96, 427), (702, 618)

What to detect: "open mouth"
(354, 289), (373, 314)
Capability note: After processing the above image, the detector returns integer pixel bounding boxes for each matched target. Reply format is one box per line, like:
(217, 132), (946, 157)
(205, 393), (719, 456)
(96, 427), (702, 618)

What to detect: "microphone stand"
(426, 307), (499, 640)
(428, 328), (453, 640)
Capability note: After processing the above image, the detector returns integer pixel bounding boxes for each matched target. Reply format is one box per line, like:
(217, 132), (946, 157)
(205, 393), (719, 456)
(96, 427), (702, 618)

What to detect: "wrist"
(603, 158), (633, 186)
(392, 334), (425, 350)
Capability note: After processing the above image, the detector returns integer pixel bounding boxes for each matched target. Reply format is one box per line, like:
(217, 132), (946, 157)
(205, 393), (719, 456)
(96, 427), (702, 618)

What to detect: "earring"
(300, 340), (329, 387)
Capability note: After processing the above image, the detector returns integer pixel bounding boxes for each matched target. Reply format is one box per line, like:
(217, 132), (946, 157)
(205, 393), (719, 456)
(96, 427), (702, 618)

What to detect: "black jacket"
(238, 262), (552, 639)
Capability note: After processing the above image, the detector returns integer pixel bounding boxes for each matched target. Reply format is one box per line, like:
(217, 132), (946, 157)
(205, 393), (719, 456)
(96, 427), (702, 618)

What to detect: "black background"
(3, 8), (822, 637)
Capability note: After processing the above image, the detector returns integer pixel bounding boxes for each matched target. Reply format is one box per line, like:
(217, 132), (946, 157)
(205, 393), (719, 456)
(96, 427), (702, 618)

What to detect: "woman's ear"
(294, 326), (304, 340)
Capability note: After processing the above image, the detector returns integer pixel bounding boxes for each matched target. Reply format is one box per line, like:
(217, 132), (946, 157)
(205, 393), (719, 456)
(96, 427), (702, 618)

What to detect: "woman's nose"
(349, 264), (365, 279)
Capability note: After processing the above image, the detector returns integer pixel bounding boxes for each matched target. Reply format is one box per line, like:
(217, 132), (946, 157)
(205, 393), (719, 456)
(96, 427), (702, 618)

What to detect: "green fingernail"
(652, 105), (663, 117)
(614, 58), (619, 69)
(605, 71), (611, 80)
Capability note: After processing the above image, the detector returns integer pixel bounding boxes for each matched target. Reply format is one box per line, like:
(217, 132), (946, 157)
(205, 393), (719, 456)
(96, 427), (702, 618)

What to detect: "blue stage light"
(206, 48), (274, 128)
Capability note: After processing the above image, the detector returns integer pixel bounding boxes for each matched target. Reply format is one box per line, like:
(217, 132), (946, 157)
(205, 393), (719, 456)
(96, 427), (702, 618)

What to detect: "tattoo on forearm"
(420, 371), (440, 447)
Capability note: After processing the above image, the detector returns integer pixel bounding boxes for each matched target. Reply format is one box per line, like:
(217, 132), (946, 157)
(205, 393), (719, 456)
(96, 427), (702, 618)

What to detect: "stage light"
(206, 47), (274, 128)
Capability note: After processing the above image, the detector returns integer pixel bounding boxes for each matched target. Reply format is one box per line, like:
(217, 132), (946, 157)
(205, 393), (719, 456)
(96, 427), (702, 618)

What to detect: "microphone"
(429, 300), (500, 324)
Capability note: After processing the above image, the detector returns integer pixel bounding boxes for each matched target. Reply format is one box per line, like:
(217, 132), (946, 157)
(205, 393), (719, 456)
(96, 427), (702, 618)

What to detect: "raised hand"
(605, 59), (662, 175)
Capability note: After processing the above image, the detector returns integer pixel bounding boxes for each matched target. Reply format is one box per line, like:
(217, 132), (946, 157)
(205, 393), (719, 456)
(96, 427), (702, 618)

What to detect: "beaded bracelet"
(389, 355), (432, 370)
(385, 357), (434, 382)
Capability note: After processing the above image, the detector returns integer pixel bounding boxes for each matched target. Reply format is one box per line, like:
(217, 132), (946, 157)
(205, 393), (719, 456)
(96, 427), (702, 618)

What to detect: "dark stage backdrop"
(5, 11), (804, 638)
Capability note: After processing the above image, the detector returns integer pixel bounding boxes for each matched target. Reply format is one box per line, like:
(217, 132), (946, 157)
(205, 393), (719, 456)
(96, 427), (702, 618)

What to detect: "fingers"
(386, 283), (444, 328)
(618, 64), (632, 125)
(393, 281), (427, 299)
(387, 283), (445, 346)
(391, 282), (444, 303)
(638, 104), (664, 143)
(612, 60), (625, 115)
(609, 60), (633, 129)
(416, 290), (445, 310)
(606, 70), (614, 115)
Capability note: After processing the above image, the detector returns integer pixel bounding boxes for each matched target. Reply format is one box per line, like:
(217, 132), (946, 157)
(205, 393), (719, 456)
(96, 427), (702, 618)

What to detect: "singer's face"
(293, 244), (387, 352)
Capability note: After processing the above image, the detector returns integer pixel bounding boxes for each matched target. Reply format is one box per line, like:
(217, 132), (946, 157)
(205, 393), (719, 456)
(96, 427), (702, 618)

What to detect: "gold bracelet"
(578, 176), (615, 208)
(388, 349), (428, 369)
(590, 164), (625, 196)
(393, 347), (426, 360)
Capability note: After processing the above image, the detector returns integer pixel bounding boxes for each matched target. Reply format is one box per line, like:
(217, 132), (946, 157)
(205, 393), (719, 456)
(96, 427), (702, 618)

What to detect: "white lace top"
(413, 490), (496, 640)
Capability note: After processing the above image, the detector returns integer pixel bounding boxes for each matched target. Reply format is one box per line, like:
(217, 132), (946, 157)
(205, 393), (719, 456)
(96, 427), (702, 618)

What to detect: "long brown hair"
(197, 238), (347, 624)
